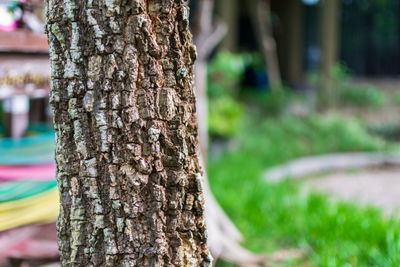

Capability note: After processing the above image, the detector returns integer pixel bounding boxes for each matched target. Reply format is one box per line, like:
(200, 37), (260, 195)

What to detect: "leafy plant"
(330, 63), (351, 82)
(207, 52), (249, 138)
(208, 96), (244, 138)
(207, 51), (249, 99)
(248, 86), (292, 116)
(339, 85), (387, 107)
(310, 63), (387, 108)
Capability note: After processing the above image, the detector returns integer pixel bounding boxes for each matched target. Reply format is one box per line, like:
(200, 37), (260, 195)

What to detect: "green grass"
(338, 85), (387, 108)
(208, 114), (400, 266)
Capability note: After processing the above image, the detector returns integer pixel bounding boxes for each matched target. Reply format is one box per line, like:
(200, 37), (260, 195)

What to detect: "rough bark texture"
(46, 0), (211, 266)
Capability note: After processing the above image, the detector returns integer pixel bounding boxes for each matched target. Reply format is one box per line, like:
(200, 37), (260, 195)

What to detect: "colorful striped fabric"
(0, 132), (55, 165)
(0, 180), (57, 202)
(0, 186), (59, 232)
(0, 163), (56, 181)
(0, 131), (59, 258)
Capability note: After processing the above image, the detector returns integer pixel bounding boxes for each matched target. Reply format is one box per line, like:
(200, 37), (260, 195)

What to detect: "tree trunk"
(320, 0), (340, 81)
(192, 1), (266, 265)
(192, 0), (227, 158)
(320, 0), (340, 97)
(46, 0), (211, 266)
(253, 0), (281, 88)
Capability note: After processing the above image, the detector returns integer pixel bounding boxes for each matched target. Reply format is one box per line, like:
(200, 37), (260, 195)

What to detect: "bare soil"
(304, 167), (400, 215)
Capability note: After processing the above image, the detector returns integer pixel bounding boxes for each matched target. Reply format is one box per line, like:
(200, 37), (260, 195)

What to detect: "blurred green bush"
(242, 86), (293, 117)
(339, 85), (387, 108)
(310, 63), (388, 108)
(208, 95), (244, 138)
(207, 52), (247, 138)
(207, 52), (295, 138)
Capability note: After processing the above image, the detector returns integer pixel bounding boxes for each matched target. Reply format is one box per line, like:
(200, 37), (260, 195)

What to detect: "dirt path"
(304, 168), (400, 214)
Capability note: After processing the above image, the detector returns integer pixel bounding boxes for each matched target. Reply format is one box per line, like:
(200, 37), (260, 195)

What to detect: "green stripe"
(0, 180), (58, 203)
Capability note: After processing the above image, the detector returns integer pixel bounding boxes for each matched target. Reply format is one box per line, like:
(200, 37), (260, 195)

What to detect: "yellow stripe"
(0, 189), (59, 231)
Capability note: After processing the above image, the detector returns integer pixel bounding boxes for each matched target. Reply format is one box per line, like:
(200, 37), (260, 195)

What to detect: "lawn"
(209, 114), (400, 266)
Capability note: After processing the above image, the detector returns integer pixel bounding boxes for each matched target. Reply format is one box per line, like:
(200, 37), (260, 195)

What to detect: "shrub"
(208, 96), (244, 138)
(339, 85), (387, 107)
(207, 52), (249, 138)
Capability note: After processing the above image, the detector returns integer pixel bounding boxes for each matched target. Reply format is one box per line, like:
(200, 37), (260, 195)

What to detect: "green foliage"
(238, 115), (387, 165)
(394, 92), (400, 107)
(207, 51), (249, 99)
(261, 89), (290, 116)
(339, 85), (387, 108)
(245, 87), (292, 116)
(330, 63), (351, 82)
(330, 64), (386, 107)
(208, 96), (244, 138)
(207, 52), (249, 138)
(311, 63), (388, 108)
(209, 114), (399, 266)
(369, 123), (400, 141)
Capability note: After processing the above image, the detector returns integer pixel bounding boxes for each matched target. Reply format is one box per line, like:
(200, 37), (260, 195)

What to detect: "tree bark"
(46, 0), (211, 266)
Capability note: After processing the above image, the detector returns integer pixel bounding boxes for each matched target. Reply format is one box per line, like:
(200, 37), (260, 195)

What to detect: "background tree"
(251, 0), (281, 88)
(46, 0), (211, 265)
(191, 0), (266, 265)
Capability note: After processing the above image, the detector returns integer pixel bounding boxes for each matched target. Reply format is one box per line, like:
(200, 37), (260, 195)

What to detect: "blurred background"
(1, 0), (400, 266)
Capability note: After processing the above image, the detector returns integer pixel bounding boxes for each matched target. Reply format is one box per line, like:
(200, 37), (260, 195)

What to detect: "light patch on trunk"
(181, 238), (198, 267)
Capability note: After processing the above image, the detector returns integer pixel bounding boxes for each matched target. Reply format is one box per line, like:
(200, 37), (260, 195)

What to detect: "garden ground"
(304, 167), (400, 216)
(209, 112), (400, 266)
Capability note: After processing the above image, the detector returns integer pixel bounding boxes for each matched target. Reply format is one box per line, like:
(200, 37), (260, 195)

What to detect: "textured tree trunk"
(46, 0), (211, 266)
